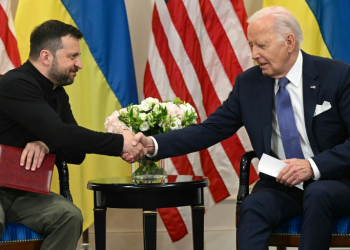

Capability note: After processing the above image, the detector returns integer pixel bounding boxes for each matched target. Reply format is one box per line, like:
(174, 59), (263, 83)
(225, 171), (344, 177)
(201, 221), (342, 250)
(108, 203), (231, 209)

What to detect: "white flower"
(139, 113), (147, 121)
(182, 103), (197, 121)
(139, 102), (151, 112)
(179, 104), (189, 113)
(170, 117), (182, 130)
(184, 103), (195, 113)
(139, 121), (150, 132)
(144, 97), (159, 107)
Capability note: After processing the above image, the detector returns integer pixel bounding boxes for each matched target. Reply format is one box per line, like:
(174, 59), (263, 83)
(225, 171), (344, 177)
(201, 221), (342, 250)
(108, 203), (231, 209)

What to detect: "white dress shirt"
(271, 50), (320, 180)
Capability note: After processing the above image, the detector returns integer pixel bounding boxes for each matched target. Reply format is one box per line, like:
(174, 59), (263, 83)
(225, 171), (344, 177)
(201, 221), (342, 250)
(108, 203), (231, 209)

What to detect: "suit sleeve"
(154, 80), (244, 159)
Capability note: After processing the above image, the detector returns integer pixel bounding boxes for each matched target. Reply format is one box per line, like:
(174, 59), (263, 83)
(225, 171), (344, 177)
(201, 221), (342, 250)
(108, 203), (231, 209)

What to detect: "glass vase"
(132, 158), (167, 183)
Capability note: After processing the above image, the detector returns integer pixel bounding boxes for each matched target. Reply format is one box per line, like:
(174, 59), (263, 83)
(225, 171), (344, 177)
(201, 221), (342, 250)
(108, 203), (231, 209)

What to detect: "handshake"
(121, 131), (155, 163)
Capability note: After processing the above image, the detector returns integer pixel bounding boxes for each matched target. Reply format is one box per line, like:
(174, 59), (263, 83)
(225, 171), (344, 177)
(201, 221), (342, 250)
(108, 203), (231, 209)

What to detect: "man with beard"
(0, 20), (145, 249)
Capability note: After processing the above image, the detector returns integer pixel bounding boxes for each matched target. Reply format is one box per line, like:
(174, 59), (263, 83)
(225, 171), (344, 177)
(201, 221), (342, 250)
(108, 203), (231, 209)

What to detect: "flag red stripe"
(144, 0), (258, 242)
(221, 135), (259, 184)
(144, 59), (195, 177)
(164, 1), (232, 202)
(143, 61), (162, 101)
(144, 65), (194, 175)
(198, 0), (256, 188)
(166, 0), (222, 115)
(151, 5), (196, 175)
(158, 207), (188, 242)
(157, 177), (187, 242)
(0, 5), (20, 68)
(199, 0), (243, 85)
(144, 49), (194, 176)
(170, 155), (195, 175)
(151, 6), (200, 120)
(230, 0), (249, 37)
(200, 150), (230, 202)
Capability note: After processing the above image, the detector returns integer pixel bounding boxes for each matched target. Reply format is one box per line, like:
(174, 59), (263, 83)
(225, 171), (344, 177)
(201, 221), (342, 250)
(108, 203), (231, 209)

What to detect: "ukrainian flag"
(263, 0), (350, 64)
(14, 0), (138, 231)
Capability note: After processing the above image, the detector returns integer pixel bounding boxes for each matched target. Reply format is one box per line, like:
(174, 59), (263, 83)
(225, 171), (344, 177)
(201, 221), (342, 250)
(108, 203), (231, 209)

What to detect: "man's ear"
(285, 33), (296, 53)
(39, 50), (53, 66)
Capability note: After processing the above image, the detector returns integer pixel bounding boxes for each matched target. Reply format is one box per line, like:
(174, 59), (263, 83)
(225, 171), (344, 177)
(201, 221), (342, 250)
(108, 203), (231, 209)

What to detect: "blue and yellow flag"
(263, 0), (350, 64)
(14, 0), (138, 231)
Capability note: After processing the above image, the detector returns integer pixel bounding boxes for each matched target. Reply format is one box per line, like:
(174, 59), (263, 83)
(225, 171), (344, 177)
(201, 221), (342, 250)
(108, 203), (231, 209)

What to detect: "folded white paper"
(258, 154), (303, 190)
(314, 101), (331, 117)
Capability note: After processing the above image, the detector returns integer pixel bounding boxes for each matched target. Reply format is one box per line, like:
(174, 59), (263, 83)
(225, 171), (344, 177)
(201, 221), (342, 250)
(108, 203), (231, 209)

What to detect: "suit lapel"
(302, 51), (320, 155)
(258, 75), (275, 154)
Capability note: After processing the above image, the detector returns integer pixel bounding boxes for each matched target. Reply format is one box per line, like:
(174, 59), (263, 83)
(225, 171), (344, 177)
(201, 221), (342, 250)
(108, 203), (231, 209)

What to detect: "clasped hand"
(276, 158), (314, 187)
(122, 132), (155, 163)
(122, 131), (148, 163)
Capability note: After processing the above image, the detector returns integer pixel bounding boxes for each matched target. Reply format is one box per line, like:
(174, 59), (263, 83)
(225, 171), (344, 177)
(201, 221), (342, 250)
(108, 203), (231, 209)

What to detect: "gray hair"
(247, 6), (303, 49)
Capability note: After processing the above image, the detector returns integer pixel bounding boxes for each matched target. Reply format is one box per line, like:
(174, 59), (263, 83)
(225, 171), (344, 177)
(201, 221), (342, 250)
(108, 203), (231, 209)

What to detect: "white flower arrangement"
(104, 97), (198, 178)
(105, 97), (198, 136)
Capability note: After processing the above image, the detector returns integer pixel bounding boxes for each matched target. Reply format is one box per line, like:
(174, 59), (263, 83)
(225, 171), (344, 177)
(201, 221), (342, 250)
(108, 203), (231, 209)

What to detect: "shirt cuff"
(146, 136), (158, 158)
(308, 158), (321, 180)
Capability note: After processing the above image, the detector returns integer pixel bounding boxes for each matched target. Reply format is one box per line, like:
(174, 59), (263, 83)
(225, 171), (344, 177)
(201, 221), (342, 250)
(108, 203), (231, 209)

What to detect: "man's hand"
(20, 141), (49, 171)
(122, 132), (155, 163)
(122, 131), (147, 163)
(133, 132), (155, 154)
(276, 158), (314, 187)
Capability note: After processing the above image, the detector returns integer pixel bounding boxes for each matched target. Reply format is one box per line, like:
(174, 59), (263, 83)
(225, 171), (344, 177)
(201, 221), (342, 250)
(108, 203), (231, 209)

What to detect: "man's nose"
(75, 57), (83, 69)
(251, 47), (260, 60)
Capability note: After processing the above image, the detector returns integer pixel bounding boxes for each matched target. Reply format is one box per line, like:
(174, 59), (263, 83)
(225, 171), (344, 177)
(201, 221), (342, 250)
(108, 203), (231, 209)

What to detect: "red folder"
(0, 144), (56, 194)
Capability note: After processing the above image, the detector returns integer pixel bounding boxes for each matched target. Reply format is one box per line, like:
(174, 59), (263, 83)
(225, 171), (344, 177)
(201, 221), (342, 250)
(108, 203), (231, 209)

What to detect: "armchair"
(0, 160), (72, 249)
(236, 151), (350, 250)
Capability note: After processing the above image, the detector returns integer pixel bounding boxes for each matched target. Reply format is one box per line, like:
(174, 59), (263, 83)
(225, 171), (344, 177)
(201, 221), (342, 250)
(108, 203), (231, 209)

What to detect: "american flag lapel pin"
(310, 85), (316, 89)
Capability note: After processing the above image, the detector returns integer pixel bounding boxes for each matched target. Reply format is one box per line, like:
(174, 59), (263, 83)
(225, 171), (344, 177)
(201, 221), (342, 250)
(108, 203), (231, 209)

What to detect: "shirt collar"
(285, 50), (303, 87)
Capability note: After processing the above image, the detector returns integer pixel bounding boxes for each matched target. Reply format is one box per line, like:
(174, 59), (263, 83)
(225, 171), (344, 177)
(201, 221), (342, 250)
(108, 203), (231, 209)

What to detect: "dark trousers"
(237, 178), (350, 250)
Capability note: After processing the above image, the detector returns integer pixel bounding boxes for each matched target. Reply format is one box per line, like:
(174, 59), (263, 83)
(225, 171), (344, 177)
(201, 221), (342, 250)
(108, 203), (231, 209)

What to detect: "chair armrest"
(236, 151), (257, 210)
(55, 160), (73, 202)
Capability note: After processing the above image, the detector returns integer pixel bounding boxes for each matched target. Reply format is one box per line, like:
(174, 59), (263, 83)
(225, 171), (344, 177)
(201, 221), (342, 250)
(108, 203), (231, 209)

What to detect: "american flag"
(143, 0), (259, 242)
(0, 0), (20, 75)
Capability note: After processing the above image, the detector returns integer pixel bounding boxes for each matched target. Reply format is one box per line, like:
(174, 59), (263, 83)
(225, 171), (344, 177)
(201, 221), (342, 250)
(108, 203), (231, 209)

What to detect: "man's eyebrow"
(68, 52), (81, 56)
